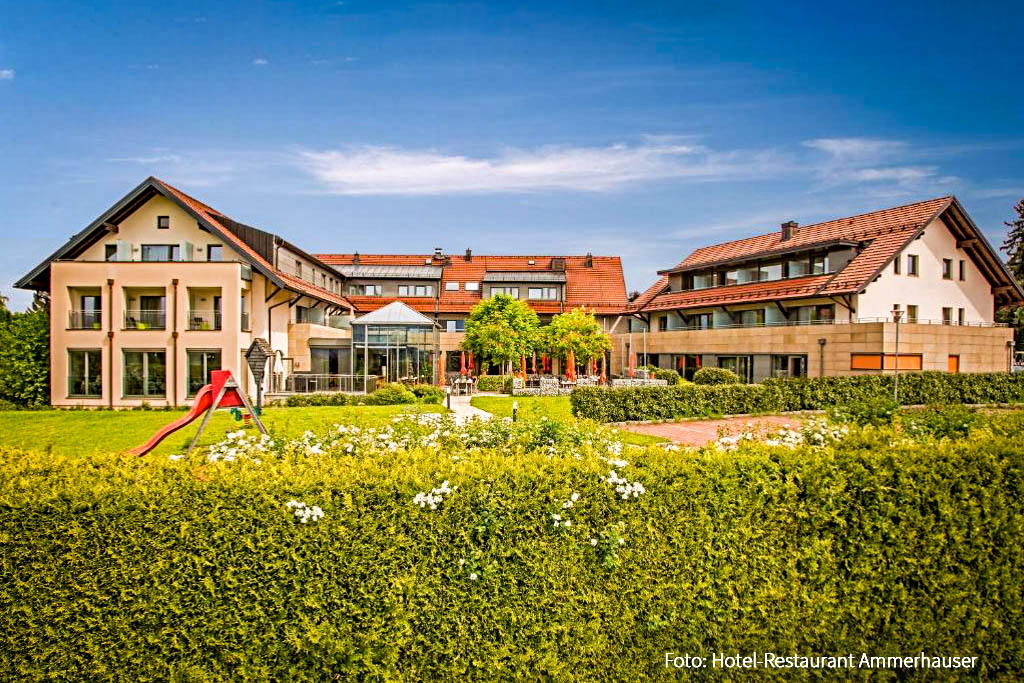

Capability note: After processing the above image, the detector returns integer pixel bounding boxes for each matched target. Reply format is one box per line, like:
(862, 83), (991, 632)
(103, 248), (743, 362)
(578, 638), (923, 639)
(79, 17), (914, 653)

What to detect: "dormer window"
(157, 216), (170, 230)
(445, 281), (459, 291)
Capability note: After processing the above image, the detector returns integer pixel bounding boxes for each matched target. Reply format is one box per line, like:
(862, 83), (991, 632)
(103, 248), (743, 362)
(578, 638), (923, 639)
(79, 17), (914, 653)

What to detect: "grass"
(0, 404), (444, 458)
(470, 395), (667, 446)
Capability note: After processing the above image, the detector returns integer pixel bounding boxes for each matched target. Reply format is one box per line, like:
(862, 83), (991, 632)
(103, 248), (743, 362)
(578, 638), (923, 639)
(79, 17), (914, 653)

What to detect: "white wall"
(857, 217), (995, 323)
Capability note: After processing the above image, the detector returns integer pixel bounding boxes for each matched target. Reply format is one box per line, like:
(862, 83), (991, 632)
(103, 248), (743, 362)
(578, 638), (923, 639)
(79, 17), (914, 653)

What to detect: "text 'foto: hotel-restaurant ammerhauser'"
(16, 177), (1023, 407)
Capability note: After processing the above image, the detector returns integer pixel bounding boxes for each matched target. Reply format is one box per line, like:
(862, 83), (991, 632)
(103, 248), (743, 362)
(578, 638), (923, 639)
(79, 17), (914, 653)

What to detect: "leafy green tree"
(0, 295), (51, 406)
(462, 295), (539, 376)
(999, 199), (1024, 345)
(542, 307), (611, 367)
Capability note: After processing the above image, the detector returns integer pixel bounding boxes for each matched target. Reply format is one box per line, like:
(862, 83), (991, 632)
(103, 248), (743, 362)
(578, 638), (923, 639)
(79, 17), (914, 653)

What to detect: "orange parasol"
(566, 350), (576, 382)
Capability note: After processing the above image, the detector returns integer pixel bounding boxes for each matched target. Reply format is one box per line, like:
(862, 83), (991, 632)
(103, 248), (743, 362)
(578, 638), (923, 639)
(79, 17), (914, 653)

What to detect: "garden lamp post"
(891, 307), (904, 402)
(512, 400), (518, 422)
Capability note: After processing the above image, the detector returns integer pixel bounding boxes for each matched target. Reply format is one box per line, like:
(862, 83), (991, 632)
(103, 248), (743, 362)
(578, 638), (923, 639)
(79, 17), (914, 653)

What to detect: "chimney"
(465, 247), (472, 262)
(780, 220), (798, 241)
(584, 252), (593, 268)
(353, 251), (360, 265)
(433, 247), (444, 260)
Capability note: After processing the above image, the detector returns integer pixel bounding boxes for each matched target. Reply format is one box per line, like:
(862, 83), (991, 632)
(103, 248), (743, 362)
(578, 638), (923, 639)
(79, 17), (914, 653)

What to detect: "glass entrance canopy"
(350, 302), (440, 386)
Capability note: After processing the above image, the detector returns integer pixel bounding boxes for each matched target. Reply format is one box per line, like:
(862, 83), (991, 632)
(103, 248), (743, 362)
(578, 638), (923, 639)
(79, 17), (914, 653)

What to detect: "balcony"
(188, 309), (222, 331)
(69, 310), (103, 330)
(124, 310), (166, 330)
(273, 374), (378, 394)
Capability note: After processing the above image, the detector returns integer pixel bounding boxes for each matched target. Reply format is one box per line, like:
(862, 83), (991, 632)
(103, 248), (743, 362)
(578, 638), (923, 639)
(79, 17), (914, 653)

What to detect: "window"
(490, 287), (519, 298)
(692, 272), (715, 289)
(942, 258), (953, 279)
(907, 254), (919, 276)
(892, 304), (901, 321)
(738, 309), (765, 327)
(445, 319), (465, 333)
(465, 281), (479, 291)
(295, 261), (302, 278)
(207, 245), (223, 262)
(811, 253), (829, 275)
(717, 356), (752, 382)
(893, 255), (901, 275)
(907, 305), (918, 323)
(157, 216), (170, 229)
(187, 350), (221, 396)
(445, 281), (460, 291)
(759, 262), (783, 281)
(959, 260), (966, 281)
(958, 308), (966, 325)
(528, 287), (558, 300)
(942, 307), (953, 325)
(690, 313), (712, 330)
(815, 304), (835, 322)
(851, 353), (923, 371)
(141, 244), (180, 262)
(348, 284), (382, 296)
(76, 295), (102, 329)
(240, 295), (250, 331)
(68, 349), (102, 397)
(398, 285), (433, 297)
(658, 316), (669, 331)
(788, 257), (810, 278)
(105, 245), (117, 262)
(123, 350), (166, 397)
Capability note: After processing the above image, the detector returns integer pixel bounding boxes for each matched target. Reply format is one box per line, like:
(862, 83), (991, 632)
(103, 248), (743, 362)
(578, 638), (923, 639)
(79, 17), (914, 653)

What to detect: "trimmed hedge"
(692, 366), (740, 385)
(571, 371), (1024, 422)
(2, 417), (1024, 679)
(285, 383), (443, 407)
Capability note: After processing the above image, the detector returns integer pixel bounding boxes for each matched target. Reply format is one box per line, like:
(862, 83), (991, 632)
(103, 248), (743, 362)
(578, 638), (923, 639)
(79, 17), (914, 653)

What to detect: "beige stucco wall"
(51, 260), (253, 407)
(857, 216), (995, 322)
(79, 195), (245, 264)
(611, 322), (1013, 378)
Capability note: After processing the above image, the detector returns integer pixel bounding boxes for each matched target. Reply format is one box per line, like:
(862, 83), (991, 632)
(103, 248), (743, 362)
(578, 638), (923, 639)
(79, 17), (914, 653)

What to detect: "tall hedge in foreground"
(572, 371), (1024, 422)
(2, 422), (1024, 680)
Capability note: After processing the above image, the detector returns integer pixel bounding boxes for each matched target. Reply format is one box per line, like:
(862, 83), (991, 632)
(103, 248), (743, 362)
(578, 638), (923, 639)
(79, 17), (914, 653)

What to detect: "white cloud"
(252, 58), (269, 66)
(297, 140), (789, 195)
(802, 136), (953, 195)
(0, 69), (14, 80)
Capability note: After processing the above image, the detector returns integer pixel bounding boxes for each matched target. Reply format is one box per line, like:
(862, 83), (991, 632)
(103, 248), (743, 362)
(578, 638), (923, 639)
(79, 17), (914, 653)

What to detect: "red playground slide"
(127, 385), (215, 456)
(127, 370), (264, 457)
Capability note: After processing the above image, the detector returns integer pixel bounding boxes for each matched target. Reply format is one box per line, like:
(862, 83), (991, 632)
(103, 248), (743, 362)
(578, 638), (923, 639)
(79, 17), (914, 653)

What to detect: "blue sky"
(1, 0), (1021, 309)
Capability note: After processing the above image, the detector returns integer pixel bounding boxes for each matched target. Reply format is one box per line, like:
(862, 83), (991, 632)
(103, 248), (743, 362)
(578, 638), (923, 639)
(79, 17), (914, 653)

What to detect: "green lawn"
(470, 395), (667, 446)
(0, 404), (443, 458)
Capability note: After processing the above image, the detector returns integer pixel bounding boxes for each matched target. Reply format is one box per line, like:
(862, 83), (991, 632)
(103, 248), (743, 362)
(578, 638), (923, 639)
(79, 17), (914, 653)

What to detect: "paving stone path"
(619, 415), (802, 447)
(446, 393), (493, 424)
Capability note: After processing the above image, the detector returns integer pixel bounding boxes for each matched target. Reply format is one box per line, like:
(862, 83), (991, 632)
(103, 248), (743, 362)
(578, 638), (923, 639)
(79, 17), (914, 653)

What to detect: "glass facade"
(351, 324), (437, 384)
(123, 350), (166, 397)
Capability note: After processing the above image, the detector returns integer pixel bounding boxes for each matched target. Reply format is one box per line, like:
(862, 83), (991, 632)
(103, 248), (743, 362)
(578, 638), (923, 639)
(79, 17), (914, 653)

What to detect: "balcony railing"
(69, 310), (102, 330)
(272, 374), (378, 394)
(650, 317), (1008, 332)
(124, 310), (166, 330)
(241, 312), (251, 332)
(188, 310), (222, 331)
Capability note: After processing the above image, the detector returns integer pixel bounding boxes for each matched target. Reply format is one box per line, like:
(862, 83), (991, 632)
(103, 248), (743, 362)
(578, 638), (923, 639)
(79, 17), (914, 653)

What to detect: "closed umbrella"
(468, 350), (474, 375)
(600, 353), (607, 383)
(438, 351), (446, 386)
(521, 355), (527, 379)
(567, 350), (576, 382)
(460, 351), (467, 377)
(628, 349), (636, 379)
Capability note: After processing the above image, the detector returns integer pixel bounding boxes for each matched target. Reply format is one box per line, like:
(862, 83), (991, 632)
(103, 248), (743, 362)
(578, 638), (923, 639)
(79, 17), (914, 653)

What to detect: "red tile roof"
(317, 253), (628, 315)
(640, 196), (956, 313)
(153, 178), (353, 310)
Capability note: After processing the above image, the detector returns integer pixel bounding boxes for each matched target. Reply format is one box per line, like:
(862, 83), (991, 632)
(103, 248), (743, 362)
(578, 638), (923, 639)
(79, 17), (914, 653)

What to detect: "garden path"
(618, 415), (801, 447)
(448, 393), (494, 424)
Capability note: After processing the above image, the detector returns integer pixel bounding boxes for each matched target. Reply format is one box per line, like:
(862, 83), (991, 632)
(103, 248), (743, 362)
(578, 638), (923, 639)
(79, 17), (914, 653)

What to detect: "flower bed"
(3, 411), (1024, 679)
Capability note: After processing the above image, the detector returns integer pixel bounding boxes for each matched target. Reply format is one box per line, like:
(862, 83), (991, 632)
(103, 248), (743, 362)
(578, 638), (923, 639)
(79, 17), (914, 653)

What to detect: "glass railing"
(69, 310), (102, 329)
(123, 310), (166, 330)
(188, 310), (222, 331)
(274, 374), (378, 394)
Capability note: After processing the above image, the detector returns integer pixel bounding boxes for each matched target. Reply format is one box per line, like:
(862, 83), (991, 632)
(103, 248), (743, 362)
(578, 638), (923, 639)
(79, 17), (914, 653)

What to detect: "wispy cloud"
(802, 136), (955, 196)
(252, 58), (269, 67)
(298, 139), (790, 195)
(0, 69), (14, 81)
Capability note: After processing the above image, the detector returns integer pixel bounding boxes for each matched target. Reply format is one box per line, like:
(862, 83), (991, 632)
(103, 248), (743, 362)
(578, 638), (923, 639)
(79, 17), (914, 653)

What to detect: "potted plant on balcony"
(91, 321), (101, 330)
(199, 320), (211, 331)
(136, 321), (149, 330)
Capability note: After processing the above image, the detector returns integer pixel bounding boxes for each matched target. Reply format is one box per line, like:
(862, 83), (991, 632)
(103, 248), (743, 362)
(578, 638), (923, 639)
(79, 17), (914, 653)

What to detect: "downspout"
(171, 278), (179, 407)
(107, 278), (114, 408)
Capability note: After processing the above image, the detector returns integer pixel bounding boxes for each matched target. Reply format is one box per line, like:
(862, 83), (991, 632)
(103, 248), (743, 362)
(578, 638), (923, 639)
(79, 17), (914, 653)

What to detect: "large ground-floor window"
(717, 355), (753, 382)
(187, 350), (221, 396)
(68, 349), (102, 397)
(124, 350), (166, 397)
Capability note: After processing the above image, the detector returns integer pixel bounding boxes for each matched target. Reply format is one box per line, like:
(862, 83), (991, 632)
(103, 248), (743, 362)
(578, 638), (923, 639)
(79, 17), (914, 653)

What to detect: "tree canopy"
(0, 294), (50, 406)
(542, 307), (611, 364)
(998, 199), (1024, 345)
(462, 295), (540, 373)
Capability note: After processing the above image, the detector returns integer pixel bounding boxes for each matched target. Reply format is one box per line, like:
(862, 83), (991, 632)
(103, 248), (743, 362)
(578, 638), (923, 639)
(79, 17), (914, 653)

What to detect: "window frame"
(141, 244), (180, 262)
(122, 349), (167, 398)
(186, 349), (222, 397)
(67, 348), (102, 398)
(445, 281), (460, 291)
(906, 254), (919, 276)
(527, 286), (559, 300)
(490, 286), (519, 298)
(907, 304), (918, 323)
(157, 215), (170, 230)
(959, 260), (966, 281)
(207, 244), (223, 262)
(942, 258), (953, 280)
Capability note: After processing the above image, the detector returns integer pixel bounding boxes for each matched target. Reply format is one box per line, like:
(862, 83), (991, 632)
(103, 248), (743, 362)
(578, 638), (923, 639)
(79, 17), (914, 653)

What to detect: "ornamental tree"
(998, 198), (1024, 345)
(542, 307), (611, 366)
(462, 294), (540, 375)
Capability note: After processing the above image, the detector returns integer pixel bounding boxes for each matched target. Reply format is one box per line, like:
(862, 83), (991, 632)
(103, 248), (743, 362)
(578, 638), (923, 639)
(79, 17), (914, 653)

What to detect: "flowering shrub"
(901, 403), (978, 439)
(414, 480), (454, 510)
(5, 411), (1024, 679)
